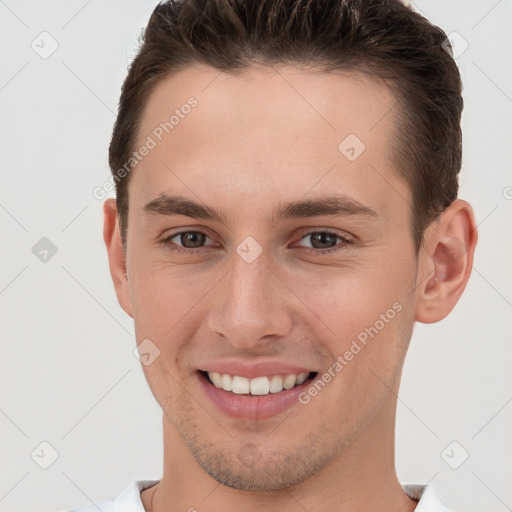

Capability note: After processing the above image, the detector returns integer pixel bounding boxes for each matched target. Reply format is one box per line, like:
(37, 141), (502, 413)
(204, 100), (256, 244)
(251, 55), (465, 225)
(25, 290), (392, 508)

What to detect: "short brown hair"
(109, 0), (463, 252)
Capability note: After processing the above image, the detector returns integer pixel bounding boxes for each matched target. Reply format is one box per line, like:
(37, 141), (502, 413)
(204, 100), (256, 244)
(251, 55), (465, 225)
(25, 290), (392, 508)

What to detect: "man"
(68, 0), (478, 510)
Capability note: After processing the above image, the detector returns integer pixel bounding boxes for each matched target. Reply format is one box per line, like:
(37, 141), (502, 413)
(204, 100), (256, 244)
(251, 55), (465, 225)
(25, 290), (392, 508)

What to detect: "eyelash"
(160, 229), (354, 256)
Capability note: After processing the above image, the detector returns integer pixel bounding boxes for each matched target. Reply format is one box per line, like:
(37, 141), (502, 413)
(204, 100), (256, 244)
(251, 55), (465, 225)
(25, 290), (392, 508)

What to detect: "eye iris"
(310, 232), (337, 249)
(181, 231), (205, 248)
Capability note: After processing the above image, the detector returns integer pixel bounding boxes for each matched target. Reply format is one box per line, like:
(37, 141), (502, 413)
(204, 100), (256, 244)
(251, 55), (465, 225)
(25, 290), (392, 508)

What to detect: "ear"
(415, 199), (478, 324)
(103, 198), (133, 318)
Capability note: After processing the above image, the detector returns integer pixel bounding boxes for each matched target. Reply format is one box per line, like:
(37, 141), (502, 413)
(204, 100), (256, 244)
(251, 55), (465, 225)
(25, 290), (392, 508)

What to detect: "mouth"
(197, 369), (319, 420)
(201, 370), (317, 396)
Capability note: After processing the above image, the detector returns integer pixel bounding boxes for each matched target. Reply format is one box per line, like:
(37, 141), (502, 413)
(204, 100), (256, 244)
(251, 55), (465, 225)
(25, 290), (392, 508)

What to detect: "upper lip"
(199, 359), (315, 379)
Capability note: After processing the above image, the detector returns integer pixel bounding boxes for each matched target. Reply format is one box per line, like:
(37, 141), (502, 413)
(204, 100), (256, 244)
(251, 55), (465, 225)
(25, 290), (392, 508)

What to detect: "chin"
(184, 433), (335, 491)
(199, 457), (315, 491)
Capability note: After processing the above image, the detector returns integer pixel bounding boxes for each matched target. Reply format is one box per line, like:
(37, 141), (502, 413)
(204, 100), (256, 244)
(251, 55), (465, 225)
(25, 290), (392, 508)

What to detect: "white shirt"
(64, 480), (454, 511)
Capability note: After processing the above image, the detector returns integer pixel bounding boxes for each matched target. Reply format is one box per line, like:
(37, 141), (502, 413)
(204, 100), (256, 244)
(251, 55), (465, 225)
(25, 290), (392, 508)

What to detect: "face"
(119, 64), (421, 490)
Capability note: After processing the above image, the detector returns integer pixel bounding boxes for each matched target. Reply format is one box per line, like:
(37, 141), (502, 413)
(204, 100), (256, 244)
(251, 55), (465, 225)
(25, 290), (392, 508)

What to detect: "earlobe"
(103, 198), (133, 318)
(415, 199), (478, 324)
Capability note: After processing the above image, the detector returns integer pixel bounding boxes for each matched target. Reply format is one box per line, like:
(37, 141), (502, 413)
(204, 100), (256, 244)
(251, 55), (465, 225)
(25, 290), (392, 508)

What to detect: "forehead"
(137, 63), (398, 151)
(131, 64), (409, 222)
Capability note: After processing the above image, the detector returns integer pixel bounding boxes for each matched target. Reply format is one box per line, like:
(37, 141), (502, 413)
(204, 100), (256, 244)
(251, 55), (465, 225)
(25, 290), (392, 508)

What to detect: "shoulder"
(62, 480), (159, 512)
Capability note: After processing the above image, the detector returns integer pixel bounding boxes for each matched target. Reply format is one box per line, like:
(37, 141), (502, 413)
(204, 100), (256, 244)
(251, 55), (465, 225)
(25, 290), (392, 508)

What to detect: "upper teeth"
(207, 372), (309, 395)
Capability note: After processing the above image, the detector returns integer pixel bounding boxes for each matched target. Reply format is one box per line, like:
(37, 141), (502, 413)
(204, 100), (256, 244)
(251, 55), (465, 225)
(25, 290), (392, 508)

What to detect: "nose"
(205, 243), (293, 349)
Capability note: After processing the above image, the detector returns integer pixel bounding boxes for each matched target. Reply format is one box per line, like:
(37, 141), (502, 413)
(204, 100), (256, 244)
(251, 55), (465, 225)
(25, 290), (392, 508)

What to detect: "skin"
(103, 64), (477, 512)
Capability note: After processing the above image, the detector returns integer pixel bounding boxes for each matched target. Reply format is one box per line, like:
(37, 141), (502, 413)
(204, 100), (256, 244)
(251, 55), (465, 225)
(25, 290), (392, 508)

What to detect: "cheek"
(291, 262), (410, 334)
(285, 255), (415, 384)
(128, 262), (217, 350)
(129, 268), (206, 400)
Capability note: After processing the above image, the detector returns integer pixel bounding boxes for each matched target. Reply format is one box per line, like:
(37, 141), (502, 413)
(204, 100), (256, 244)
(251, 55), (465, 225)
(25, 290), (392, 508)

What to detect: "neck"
(143, 378), (417, 512)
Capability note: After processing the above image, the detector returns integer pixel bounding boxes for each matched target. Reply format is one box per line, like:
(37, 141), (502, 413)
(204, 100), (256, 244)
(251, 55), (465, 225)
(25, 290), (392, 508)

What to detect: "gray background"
(1, 1), (511, 511)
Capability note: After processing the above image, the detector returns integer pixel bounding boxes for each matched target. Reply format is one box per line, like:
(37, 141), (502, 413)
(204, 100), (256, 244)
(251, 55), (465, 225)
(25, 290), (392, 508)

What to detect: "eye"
(160, 229), (354, 256)
(295, 230), (353, 255)
(161, 230), (216, 254)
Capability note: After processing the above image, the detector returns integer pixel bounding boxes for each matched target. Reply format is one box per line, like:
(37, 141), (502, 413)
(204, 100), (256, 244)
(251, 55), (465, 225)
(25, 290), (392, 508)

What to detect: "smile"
(198, 368), (319, 420)
(206, 371), (313, 395)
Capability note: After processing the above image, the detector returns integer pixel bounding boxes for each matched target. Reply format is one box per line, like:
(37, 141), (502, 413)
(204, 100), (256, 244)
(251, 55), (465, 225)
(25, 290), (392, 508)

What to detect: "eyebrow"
(142, 193), (379, 224)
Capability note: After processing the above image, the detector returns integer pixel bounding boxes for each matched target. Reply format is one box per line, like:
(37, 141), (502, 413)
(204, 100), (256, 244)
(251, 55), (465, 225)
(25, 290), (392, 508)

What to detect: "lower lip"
(198, 372), (314, 421)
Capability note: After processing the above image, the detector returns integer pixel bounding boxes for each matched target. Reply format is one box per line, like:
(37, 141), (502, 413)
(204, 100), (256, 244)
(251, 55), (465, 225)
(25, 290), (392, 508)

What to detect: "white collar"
(111, 480), (453, 511)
